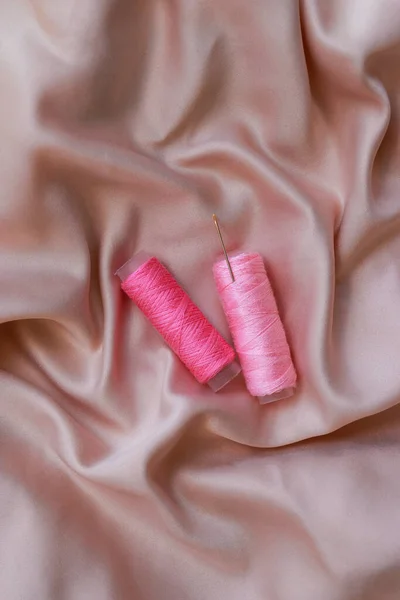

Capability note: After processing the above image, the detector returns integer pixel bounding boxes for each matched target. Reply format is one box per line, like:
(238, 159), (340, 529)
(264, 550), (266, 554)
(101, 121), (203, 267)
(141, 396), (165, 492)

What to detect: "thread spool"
(116, 253), (240, 391)
(213, 251), (297, 403)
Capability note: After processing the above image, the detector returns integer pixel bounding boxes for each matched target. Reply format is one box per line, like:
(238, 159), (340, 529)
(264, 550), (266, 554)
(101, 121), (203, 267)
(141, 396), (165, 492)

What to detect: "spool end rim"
(258, 387), (295, 405)
(207, 361), (241, 392)
(115, 251), (153, 282)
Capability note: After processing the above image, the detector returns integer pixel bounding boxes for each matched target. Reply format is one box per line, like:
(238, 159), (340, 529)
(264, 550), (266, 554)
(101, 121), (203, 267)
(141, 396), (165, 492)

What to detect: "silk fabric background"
(1, 1), (400, 598)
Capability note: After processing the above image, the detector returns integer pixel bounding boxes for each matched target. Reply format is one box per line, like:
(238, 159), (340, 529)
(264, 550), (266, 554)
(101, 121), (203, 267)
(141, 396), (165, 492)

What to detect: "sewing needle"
(212, 214), (235, 282)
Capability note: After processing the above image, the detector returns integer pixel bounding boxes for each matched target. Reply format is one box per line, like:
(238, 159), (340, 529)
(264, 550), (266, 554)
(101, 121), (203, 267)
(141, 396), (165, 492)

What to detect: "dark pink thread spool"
(116, 253), (240, 391)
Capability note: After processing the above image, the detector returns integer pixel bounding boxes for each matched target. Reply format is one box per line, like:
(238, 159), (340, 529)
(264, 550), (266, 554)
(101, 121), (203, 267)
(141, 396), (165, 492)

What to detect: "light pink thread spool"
(116, 252), (241, 392)
(212, 216), (297, 404)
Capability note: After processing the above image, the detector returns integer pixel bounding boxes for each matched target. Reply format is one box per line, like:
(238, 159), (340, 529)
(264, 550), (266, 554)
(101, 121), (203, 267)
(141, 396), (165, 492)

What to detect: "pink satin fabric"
(1, 1), (400, 598)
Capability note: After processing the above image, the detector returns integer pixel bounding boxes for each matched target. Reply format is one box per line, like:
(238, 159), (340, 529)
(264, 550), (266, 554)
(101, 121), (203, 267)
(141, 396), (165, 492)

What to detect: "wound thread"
(119, 256), (237, 386)
(213, 252), (297, 397)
